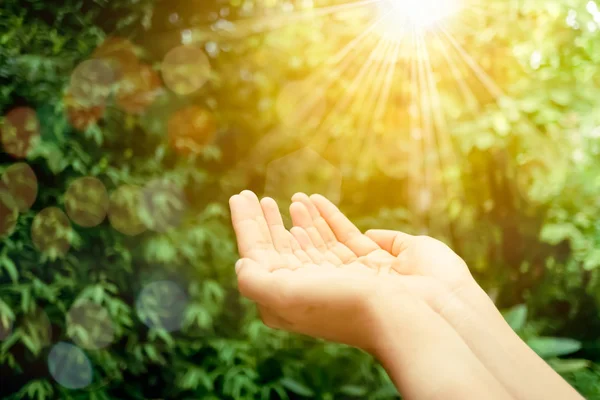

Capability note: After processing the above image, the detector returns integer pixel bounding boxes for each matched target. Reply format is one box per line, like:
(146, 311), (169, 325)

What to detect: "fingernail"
(235, 259), (243, 274)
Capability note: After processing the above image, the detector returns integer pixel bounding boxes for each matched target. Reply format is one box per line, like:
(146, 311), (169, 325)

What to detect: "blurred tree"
(1, 0), (600, 398)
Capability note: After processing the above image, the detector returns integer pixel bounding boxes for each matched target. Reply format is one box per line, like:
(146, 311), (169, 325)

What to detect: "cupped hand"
(289, 192), (584, 400)
(229, 190), (403, 349)
(229, 190), (513, 400)
(290, 193), (473, 292)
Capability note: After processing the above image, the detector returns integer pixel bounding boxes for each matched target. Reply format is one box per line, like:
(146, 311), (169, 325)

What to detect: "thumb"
(234, 258), (277, 305)
(364, 229), (413, 256)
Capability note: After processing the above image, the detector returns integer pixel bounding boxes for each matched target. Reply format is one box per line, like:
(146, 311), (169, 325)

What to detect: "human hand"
(290, 192), (478, 287)
(229, 190), (513, 400)
(289, 193), (584, 400)
(229, 190), (399, 350)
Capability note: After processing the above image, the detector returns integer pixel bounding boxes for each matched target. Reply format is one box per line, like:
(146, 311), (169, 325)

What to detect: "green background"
(1, 0), (600, 398)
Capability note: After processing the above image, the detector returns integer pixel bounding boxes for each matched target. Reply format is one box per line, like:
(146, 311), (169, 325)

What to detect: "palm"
(229, 191), (472, 350)
(290, 193), (473, 290)
(229, 191), (401, 348)
(230, 191), (397, 276)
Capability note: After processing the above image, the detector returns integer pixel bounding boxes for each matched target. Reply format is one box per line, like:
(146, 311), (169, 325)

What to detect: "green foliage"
(1, 0), (599, 399)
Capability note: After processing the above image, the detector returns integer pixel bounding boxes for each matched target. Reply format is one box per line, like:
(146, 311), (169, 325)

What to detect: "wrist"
(365, 284), (513, 400)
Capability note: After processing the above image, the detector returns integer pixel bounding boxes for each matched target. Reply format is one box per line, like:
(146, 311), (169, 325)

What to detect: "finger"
(292, 193), (337, 244)
(291, 226), (325, 263)
(290, 203), (344, 265)
(365, 229), (414, 256)
(229, 192), (273, 257)
(309, 194), (380, 256)
(236, 258), (281, 305)
(240, 190), (273, 242)
(289, 201), (328, 251)
(288, 229), (314, 264)
(260, 197), (292, 254)
(292, 193), (357, 263)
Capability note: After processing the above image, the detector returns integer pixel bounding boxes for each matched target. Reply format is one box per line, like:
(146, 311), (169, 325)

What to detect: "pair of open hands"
(229, 191), (583, 400)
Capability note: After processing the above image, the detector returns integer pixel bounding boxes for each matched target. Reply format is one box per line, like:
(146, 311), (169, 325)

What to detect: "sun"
(375, 0), (462, 38)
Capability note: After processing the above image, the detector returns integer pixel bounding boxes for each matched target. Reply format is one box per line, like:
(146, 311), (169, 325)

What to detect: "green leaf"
(527, 337), (582, 359)
(503, 304), (528, 332)
(339, 384), (368, 397)
(1, 255), (18, 282)
(540, 223), (580, 245)
(548, 358), (591, 374)
(280, 377), (315, 397)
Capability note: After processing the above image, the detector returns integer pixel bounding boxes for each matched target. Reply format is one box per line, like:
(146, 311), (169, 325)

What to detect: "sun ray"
(407, 27), (421, 174)
(358, 36), (403, 170)
(267, 15), (387, 145)
(219, 0), (522, 211)
(310, 34), (392, 151)
(325, 14), (387, 67)
(419, 32), (461, 240)
(228, 14), (387, 173)
(287, 15), (388, 130)
(439, 25), (505, 99)
(215, 0), (381, 39)
(431, 29), (480, 114)
(416, 33), (438, 229)
(415, 33), (435, 181)
(348, 37), (399, 162)
(351, 37), (396, 127)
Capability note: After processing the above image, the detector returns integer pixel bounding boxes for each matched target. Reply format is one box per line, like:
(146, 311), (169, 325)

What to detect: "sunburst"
(212, 0), (523, 235)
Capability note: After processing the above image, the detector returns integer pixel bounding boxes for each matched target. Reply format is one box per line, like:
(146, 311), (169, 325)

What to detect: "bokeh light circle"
(2, 162), (38, 212)
(264, 147), (343, 206)
(92, 37), (139, 78)
(108, 184), (147, 236)
(140, 180), (187, 233)
(116, 63), (162, 115)
(162, 45), (211, 95)
(135, 280), (188, 332)
(64, 91), (105, 132)
(1, 107), (40, 158)
(69, 59), (116, 108)
(0, 181), (19, 239)
(31, 207), (72, 257)
(48, 342), (93, 390)
(66, 301), (115, 350)
(65, 177), (109, 228)
(168, 106), (216, 155)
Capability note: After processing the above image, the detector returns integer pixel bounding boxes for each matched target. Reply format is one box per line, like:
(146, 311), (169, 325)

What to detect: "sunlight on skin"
(224, 1), (581, 395)
(229, 190), (512, 400)
(229, 190), (584, 399)
(287, 193), (585, 400)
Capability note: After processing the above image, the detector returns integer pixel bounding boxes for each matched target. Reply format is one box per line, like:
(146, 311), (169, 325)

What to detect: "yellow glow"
(376, 0), (462, 37)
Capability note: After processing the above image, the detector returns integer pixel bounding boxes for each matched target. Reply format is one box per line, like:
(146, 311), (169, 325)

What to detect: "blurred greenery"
(1, 0), (600, 399)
